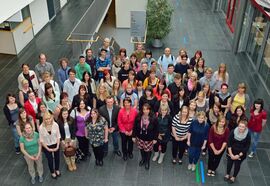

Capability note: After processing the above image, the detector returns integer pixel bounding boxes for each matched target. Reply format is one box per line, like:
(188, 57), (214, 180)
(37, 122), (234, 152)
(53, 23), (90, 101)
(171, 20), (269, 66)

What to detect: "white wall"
(60, 0), (68, 8)
(0, 31), (16, 54)
(0, 0), (34, 24)
(115, 0), (147, 28)
(12, 18), (34, 54)
(29, 0), (49, 35)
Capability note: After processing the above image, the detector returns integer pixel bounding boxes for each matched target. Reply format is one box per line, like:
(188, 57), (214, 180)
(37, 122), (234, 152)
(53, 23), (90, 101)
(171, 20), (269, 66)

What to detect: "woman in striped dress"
(171, 106), (193, 164)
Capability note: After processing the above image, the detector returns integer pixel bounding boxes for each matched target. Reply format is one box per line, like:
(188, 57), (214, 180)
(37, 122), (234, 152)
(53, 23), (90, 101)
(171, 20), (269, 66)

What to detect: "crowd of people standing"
(3, 38), (267, 184)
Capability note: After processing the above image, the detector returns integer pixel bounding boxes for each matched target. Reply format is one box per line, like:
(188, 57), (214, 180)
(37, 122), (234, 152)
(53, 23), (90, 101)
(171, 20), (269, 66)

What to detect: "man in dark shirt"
(168, 73), (183, 96)
(118, 60), (131, 83)
(85, 48), (97, 80)
(174, 55), (190, 76)
(136, 62), (150, 83)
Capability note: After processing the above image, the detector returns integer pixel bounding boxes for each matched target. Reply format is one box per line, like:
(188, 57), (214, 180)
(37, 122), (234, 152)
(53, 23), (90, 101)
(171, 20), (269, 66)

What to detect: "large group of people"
(3, 38), (267, 184)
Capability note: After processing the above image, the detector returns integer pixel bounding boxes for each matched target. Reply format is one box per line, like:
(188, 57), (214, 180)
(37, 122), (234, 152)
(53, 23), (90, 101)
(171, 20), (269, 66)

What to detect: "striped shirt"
(172, 114), (193, 138)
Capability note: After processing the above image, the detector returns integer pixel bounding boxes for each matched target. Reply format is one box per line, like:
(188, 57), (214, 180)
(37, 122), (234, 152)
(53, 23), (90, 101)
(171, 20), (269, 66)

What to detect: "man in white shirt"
(158, 48), (176, 74)
(63, 69), (82, 103)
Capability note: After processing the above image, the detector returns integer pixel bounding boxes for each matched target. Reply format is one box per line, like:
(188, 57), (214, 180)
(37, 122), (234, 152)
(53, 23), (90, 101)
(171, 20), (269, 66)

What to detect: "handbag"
(64, 146), (76, 157)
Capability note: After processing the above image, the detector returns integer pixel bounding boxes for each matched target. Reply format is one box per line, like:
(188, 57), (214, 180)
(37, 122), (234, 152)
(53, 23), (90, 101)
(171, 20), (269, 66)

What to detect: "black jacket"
(99, 105), (120, 130)
(58, 118), (76, 140)
(133, 115), (158, 141)
(154, 100), (175, 117)
(136, 70), (150, 83)
(3, 103), (22, 125)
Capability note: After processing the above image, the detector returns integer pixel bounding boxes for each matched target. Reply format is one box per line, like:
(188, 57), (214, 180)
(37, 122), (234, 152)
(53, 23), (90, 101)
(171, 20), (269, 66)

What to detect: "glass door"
(226, 0), (240, 33)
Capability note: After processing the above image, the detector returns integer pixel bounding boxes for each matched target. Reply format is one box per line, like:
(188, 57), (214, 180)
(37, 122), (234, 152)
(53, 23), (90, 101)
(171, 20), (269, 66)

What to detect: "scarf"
(208, 109), (218, 124)
(140, 116), (150, 135)
(233, 127), (248, 141)
(187, 79), (194, 91)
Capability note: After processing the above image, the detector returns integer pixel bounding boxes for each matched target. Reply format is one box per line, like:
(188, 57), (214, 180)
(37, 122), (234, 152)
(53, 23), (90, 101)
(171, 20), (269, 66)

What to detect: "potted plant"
(146, 0), (174, 48)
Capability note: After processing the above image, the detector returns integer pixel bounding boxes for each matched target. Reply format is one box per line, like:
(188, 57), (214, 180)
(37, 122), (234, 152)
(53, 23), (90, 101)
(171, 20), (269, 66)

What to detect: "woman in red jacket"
(24, 91), (41, 122)
(247, 99), (267, 158)
(118, 97), (138, 161)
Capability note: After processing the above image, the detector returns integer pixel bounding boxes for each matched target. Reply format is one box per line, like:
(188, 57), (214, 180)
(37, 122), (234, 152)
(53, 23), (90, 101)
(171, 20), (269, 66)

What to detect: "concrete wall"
(0, 0), (34, 24)
(29, 0), (50, 35)
(0, 31), (16, 54)
(115, 0), (147, 28)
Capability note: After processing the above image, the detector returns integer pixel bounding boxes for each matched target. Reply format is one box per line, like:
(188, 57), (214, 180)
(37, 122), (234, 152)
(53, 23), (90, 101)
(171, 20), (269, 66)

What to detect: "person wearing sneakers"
(20, 123), (43, 184)
(58, 108), (77, 171)
(171, 106), (192, 164)
(247, 99), (267, 158)
(152, 105), (172, 164)
(187, 111), (209, 171)
(133, 103), (158, 170)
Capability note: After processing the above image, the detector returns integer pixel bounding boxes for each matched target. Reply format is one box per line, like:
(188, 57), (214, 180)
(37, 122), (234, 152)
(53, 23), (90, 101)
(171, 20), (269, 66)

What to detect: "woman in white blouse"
(39, 112), (61, 179)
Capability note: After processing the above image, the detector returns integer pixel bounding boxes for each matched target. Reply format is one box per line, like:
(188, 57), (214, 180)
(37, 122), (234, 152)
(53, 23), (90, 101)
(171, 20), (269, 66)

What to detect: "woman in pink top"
(153, 79), (171, 101)
(122, 70), (138, 91)
(118, 97), (138, 161)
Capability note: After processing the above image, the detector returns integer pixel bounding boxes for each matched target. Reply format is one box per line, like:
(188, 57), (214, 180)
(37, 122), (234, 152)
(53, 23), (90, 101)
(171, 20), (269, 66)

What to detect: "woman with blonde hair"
(213, 63), (229, 92)
(19, 79), (33, 106)
(39, 112), (61, 179)
(185, 71), (201, 100)
(20, 123), (43, 184)
(231, 83), (250, 113)
(196, 91), (209, 113)
(95, 82), (110, 109)
(111, 79), (123, 106)
(207, 115), (229, 176)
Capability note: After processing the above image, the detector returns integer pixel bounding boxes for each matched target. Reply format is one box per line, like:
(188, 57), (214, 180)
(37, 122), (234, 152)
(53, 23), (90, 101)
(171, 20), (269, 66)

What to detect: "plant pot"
(152, 39), (163, 48)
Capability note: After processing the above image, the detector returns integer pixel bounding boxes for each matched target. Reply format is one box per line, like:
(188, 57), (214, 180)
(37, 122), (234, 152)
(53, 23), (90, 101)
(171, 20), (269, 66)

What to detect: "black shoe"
(95, 160), (99, 166)
(51, 173), (57, 179)
(104, 152), (108, 157)
(145, 161), (150, 170)
(123, 155), (128, 161)
(128, 153), (133, 159)
(81, 155), (87, 161)
(55, 171), (61, 177)
(15, 147), (20, 155)
(99, 160), (103, 166)
(139, 159), (145, 167)
(114, 150), (122, 157)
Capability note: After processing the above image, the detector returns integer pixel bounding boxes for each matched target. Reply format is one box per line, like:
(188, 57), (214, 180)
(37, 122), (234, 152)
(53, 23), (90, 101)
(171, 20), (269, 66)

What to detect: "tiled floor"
(0, 0), (270, 185)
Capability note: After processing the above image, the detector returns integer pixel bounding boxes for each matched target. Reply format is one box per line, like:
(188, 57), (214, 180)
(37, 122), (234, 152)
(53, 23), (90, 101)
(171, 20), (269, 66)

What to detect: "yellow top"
(231, 93), (245, 113)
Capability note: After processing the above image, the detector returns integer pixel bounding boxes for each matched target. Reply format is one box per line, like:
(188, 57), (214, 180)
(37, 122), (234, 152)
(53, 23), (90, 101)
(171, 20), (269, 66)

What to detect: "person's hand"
(187, 141), (190, 146)
(158, 135), (162, 140)
(132, 138), (136, 143)
(110, 127), (115, 133)
(104, 138), (108, 143)
(201, 145), (206, 150)
(153, 140), (157, 144)
(30, 156), (36, 161)
(125, 131), (129, 136)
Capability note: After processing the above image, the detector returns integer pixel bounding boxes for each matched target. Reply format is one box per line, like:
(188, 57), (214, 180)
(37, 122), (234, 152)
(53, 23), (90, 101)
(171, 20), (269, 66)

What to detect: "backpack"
(160, 55), (174, 62)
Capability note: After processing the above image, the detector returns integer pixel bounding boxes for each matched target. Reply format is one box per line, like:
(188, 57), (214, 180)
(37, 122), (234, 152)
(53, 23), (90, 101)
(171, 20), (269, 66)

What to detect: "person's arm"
(133, 97), (138, 109)
(30, 118), (36, 132)
(117, 110), (125, 133)
(16, 124), (22, 136)
(262, 111), (267, 128)
(18, 91), (25, 107)
(104, 123), (109, 143)
(20, 142), (35, 160)
(53, 124), (61, 151)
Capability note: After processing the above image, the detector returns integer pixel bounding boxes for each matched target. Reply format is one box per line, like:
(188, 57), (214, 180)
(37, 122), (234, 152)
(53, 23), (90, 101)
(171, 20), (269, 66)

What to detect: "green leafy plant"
(146, 0), (174, 40)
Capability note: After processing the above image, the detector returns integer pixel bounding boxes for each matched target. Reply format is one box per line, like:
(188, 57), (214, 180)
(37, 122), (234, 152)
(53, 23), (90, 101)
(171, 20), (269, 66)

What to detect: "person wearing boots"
(152, 105), (172, 164)
(133, 103), (158, 170)
(57, 108), (77, 171)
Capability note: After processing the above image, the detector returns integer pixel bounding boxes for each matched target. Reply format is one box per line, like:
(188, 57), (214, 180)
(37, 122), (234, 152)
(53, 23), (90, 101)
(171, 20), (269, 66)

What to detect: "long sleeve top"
(57, 66), (71, 89)
(133, 115), (158, 141)
(39, 122), (60, 146)
(189, 120), (209, 148)
(117, 108), (137, 133)
(208, 126), (229, 150)
(227, 130), (251, 157)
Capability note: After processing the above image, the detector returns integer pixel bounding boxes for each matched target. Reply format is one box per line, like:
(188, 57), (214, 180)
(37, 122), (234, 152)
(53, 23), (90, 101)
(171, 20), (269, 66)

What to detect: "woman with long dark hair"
(43, 82), (60, 113)
(3, 93), (22, 154)
(57, 108), (76, 171)
(85, 109), (108, 166)
(139, 86), (157, 110)
(16, 108), (35, 137)
(154, 90), (174, 117)
(228, 105), (247, 131)
(71, 84), (92, 109)
(153, 79), (171, 101)
(133, 103), (158, 170)
(81, 71), (96, 108)
(172, 85), (189, 114)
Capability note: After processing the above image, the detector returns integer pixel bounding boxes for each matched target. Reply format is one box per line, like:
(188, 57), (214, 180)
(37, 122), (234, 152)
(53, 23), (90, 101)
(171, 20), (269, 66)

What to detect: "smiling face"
(24, 123), (33, 135)
(22, 65), (29, 74)
(238, 122), (246, 133)
(8, 96), (16, 104)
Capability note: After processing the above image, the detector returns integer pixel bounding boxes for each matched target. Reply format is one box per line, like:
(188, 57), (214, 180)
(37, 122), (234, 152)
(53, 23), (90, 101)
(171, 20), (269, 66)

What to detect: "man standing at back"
(35, 53), (55, 82)
(63, 69), (82, 103)
(99, 38), (114, 62)
(75, 54), (91, 80)
(158, 48), (176, 74)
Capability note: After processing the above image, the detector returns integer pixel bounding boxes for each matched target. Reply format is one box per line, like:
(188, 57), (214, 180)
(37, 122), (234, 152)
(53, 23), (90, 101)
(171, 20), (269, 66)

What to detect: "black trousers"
(172, 138), (187, 159)
(77, 136), (89, 157)
(226, 155), (245, 177)
(92, 145), (104, 161)
(120, 133), (133, 156)
(43, 144), (60, 173)
(208, 149), (224, 171)
(153, 141), (168, 153)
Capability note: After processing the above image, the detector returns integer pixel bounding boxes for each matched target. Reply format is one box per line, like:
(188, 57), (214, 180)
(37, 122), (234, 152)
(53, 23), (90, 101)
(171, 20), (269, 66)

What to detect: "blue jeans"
(11, 125), (20, 149)
(249, 130), (260, 153)
(188, 147), (201, 164)
(103, 130), (119, 152)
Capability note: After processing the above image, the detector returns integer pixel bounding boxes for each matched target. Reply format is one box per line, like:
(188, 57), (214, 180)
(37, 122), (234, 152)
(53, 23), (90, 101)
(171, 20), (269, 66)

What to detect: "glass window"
(246, 10), (267, 66)
(259, 33), (270, 88)
(221, 0), (229, 14)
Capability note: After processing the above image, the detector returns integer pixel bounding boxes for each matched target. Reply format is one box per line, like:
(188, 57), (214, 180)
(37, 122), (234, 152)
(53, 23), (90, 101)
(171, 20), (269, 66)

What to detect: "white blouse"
(39, 122), (60, 146)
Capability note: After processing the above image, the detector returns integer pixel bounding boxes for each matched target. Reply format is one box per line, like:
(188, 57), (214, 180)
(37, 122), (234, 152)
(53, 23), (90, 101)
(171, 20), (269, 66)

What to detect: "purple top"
(75, 111), (90, 137)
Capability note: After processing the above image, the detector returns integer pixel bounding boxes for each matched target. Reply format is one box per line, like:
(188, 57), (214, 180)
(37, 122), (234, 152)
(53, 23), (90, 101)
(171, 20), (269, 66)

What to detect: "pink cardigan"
(118, 108), (137, 133)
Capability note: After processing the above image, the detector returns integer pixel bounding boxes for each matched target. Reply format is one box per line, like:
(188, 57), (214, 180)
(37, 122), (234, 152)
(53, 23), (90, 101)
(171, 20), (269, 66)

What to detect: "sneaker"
(248, 152), (254, 158)
(188, 164), (192, 170)
(191, 164), (196, 171)
(202, 152), (206, 156)
(39, 176), (43, 183)
(15, 147), (20, 155)
(31, 177), (36, 185)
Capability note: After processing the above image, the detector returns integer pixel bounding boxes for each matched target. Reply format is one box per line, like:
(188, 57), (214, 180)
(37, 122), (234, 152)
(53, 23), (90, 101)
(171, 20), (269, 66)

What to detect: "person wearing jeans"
(99, 96), (121, 156)
(207, 115), (229, 176)
(248, 99), (267, 158)
(187, 111), (209, 171)
(224, 120), (251, 184)
(118, 97), (137, 161)
(39, 112), (61, 179)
